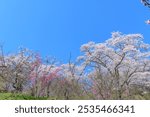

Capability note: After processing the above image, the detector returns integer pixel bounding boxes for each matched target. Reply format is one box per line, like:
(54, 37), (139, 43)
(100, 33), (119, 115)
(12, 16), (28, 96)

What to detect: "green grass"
(0, 92), (150, 100)
(0, 93), (48, 100)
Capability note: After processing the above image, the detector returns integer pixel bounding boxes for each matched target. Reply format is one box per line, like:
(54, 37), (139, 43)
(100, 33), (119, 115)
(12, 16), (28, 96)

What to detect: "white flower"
(145, 20), (150, 24)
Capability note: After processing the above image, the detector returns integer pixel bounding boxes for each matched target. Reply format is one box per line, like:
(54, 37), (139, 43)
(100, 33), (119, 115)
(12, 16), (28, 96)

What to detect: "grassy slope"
(0, 93), (48, 100)
(0, 92), (150, 100)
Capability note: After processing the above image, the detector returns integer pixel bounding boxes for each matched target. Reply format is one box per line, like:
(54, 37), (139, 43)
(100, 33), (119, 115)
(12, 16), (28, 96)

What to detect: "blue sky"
(0, 0), (150, 62)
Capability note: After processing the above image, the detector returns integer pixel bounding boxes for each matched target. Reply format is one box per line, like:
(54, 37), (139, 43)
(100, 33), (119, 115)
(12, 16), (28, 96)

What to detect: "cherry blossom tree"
(0, 45), (7, 92)
(79, 32), (150, 99)
(141, 0), (150, 8)
(28, 54), (61, 97)
(0, 47), (33, 93)
(58, 63), (86, 99)
(141, 0), (150, 24)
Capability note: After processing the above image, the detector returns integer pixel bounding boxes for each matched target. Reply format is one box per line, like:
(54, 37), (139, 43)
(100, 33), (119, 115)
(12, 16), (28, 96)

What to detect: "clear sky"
(0, 0), (150, 62)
